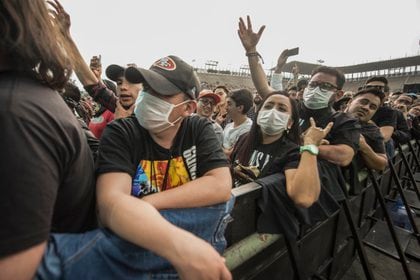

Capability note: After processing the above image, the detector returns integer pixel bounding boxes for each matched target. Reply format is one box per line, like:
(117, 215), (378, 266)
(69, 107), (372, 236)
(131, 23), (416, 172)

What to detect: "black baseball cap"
(125, 55), (200, 100)
(105, 63), (138, 82)
(105, 64), (124, 82)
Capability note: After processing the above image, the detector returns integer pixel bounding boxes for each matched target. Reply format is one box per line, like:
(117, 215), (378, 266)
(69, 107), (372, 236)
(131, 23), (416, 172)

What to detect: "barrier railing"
(223, 140), (420, 279)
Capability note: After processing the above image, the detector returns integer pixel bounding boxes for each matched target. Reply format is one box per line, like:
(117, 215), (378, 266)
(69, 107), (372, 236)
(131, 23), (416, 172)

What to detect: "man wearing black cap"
(35, 55), (232, 279)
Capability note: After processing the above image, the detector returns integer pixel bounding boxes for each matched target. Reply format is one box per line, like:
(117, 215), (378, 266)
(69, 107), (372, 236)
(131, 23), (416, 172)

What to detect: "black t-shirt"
(0, 72), (97, 258)
(231, 134), (300, 187)
(371, 106), (397, 128)
(356, 122), (385, 169)
(392, 110), (411, 145)
(299, 105), (360, 152)
(232, 134), (300, 176)
(97, 115), (228, 196)
(361, 122), (386, 154)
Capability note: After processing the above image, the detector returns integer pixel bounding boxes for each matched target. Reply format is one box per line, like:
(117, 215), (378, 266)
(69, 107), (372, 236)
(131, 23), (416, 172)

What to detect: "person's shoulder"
(377, 106), (397, 116)
(281, 136), (299, 150)
(0, 73), (60, 110)
(331, 111), (360, 126)
(104, 115), (143, 137)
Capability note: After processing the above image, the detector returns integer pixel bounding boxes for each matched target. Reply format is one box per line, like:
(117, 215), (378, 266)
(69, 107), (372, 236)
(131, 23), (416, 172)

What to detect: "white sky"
(62, 0), (420, 71)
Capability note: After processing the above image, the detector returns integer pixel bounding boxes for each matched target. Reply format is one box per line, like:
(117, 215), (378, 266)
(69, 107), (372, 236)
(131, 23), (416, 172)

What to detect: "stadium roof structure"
(279, 55), (420, 75)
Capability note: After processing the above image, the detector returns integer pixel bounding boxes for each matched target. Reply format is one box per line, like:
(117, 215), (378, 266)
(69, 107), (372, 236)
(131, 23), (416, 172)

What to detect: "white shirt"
(222, 118), (253, 150)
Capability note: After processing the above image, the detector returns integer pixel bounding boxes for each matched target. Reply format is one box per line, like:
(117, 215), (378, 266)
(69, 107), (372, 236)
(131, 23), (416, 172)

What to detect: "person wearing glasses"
(196, 89), (224, 144)
(237, 16), (360, 169)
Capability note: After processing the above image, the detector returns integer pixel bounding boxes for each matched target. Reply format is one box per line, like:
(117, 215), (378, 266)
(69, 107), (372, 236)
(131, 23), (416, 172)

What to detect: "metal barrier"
(223, 140), (420, 279)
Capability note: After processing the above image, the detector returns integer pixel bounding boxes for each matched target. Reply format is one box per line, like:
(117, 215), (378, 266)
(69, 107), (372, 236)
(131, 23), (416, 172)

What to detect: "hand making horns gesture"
(303, 117), (334, 146)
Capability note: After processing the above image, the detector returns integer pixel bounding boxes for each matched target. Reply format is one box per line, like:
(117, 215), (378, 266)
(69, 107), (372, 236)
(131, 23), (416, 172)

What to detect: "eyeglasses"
(308, 81), (337, 92)
(198, 98), (215, 107)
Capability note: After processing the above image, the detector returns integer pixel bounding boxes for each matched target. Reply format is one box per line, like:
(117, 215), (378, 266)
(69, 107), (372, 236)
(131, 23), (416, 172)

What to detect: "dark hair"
(62, 82), (81, 102)
(229, 88), (254, 114)
(213, 85), (229, 95)
(288, 86), (298, 92)
(235, 91), (301, 165)
(365, 76), (390, 93)
(297, 78), (308, 90)
(366, 76), (388, 85)
(311, 66), (345, 90)
(353, 88), (385, 104)
(0, 0), (73, 89)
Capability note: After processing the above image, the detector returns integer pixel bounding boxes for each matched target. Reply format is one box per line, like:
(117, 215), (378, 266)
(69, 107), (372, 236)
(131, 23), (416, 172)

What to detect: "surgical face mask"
(257, 109), (290, 136)
(134, 90), (188, 133)
(303, 86), (334, 110)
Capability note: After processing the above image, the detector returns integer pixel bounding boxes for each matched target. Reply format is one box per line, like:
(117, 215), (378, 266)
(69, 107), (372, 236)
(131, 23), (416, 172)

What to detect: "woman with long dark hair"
(231, 91), (332, 208)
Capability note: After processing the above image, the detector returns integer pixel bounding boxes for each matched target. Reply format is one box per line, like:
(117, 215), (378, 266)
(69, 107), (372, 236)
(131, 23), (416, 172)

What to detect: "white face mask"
(257, 109), (290, 136)
(134, 90), (188, 133)
(303, 86), (334, 110)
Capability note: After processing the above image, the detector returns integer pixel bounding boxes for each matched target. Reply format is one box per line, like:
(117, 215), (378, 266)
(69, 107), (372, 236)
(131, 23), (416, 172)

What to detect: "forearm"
(99, 193), (203, 265)
(143, 168), (232, 209)
(360, 145), (388, 171)
(286, 153), (320, 208)
(380, 126), (394, 142)
(318, 144), (354, 166)
(247, 48), (273, 98)
(66, 35), (99, 86)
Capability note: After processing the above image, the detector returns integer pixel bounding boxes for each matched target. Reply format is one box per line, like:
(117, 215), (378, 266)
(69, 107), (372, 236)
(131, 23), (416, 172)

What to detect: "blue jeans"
(35, 196), (234, 280)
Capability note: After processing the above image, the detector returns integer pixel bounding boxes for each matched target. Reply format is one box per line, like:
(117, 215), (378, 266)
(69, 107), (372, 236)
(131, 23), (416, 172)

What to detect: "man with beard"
(345, 88), (387, 171)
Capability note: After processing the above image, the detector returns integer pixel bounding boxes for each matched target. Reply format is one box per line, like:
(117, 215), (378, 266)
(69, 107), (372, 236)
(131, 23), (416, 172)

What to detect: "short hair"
(297, 78), (308, 90)
(213, 85), (229, 95)
(62, 82), (81, 103)
(366, 76), (388, 85)
(311, 66), (345, 90)
(229, 88), (254, 114)
(365, 76), (389, 93)
(288, 86), (298, 92)
(353, 88), (385, 104)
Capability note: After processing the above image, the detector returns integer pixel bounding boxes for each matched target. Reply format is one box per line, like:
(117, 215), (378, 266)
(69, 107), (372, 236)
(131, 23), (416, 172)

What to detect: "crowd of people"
(1, 1), (420, 279)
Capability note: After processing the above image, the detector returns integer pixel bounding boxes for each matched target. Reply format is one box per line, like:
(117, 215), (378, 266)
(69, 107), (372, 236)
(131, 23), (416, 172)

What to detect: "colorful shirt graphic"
(131, 156), (190, 197)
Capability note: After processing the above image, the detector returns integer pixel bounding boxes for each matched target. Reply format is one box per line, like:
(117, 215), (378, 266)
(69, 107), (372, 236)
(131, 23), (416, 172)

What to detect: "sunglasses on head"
(308, 81), (338, 92)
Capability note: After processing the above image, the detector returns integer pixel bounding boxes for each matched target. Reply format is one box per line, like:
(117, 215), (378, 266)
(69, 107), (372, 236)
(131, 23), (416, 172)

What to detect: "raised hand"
(237, 16), (266, 53)
(47, 0), (71, 37)
(303, 117), (333, 146)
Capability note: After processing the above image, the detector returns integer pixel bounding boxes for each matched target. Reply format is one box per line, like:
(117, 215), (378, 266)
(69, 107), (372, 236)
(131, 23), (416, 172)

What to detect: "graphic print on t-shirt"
(131, 156), (191, 197)
(248, 150), (271, 172)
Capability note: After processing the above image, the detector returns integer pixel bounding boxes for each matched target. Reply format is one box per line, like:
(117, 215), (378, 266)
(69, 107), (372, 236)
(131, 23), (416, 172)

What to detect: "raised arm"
(50, 0), (117, 112)
(237, 16), (273, 98)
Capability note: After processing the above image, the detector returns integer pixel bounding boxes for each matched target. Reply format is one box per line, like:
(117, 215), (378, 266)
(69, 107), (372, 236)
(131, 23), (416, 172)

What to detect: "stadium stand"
(197, 55), (420, 93)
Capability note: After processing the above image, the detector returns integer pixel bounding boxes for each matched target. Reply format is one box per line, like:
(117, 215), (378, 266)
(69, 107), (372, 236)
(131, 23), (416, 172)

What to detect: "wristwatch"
(300, 144), (319, 155)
